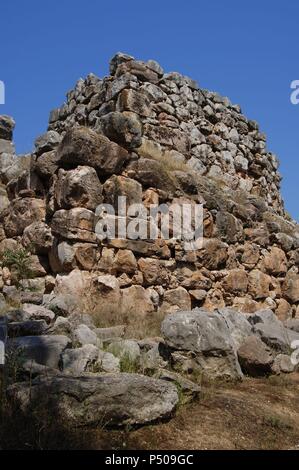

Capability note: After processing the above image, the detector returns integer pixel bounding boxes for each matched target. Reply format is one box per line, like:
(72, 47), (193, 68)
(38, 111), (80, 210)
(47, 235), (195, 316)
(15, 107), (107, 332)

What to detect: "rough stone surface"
(237, 335), (274, 376)
(8, 373), (179, 426)
(7, 335), (71, 369)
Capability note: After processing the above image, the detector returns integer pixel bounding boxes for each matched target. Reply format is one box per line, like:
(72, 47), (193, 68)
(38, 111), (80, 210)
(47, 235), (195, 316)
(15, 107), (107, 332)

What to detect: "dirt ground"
(101, 373), (299, 451)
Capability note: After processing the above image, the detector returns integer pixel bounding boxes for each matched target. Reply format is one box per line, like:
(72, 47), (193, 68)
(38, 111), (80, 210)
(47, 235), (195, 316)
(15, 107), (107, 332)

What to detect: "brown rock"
(275, 298), (291, 321)
(241, 243), (260, 268)
(216, 211), (243, 243)
(117, 89), (151, 117)
(203, 289), (225, 310)
(121, 285), (155, 316)
(138, 258), (172, 286)
(237, 335), (273, 377)
(3, 198), (46, 237)
(261, 246), (287, 275)
(34, 150), (60, 179)
(248, 269), (271, 300)
(197, 238), (228, 270)
(162, 287), (191, 313)
(222, 269), (248, 294)
(57, 127), (128, 175)
(113, 249), (137, 274)
(282, 272), (299, 303)
(103, 175), (142, 212)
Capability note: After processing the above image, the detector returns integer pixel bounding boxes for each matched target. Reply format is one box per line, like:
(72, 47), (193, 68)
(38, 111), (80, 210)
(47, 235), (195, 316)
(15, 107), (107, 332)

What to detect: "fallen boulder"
(7, 373), (179, 427)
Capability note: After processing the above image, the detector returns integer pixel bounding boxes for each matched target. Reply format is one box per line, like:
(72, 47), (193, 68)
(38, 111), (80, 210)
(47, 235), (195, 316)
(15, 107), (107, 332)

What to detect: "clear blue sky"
(1, 0), (298, 220)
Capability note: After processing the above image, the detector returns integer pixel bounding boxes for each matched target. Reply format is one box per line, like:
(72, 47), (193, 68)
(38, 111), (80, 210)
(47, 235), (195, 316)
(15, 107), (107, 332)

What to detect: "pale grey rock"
(271, 354), (296, 374)
(35, 131), (61, 155)
(72, 324), (99, 347)
(217, 308), (252, 350)
(162, 308), (243, 381)
(97, 350), (120, 373)
(62, 344), (99, 373)
(107, 339), (141, 364)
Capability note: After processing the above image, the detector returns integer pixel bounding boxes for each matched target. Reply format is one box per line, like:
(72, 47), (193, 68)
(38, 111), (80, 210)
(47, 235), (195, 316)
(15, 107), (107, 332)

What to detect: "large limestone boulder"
(100, 111), (142, 148)
(22, 222), (53, 255)
(2, 198), (46, 237)
(282, 272), (299, 303)
(54, 166), (103, 210)
(51, 208), (96, 242)
(162, 308), (243, 380)
(103, 175), (142, 211)
(35, 131), (61, 156)
(253, 322), (299, 354)
(56, 127), (129, 175)
(217, 308), (252, 350)
(8, 373), (179, 427)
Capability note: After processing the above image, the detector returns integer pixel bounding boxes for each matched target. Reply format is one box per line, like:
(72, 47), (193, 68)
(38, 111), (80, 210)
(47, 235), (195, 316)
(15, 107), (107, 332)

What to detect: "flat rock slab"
(8, 373), (179, 427)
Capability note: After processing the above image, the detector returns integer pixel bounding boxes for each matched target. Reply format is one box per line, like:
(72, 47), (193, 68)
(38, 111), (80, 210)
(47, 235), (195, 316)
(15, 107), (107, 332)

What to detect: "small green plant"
(2, 248), (32, 285)
(119, 353), (139, 373)
(263, 414), (293, 430)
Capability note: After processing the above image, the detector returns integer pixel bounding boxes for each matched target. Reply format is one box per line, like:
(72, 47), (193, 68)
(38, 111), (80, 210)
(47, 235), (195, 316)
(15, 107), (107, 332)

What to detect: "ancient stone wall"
(0, 53), (298, 322)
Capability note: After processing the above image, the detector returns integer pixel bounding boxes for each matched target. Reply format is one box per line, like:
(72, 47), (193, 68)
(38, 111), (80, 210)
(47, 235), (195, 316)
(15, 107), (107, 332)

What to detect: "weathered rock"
(72, 324), (99, 347)
(62, 344), (99, 373)
(35, 131), (61, 156)
(57, 127), (128, 175)
(22, 222), (53, 254)
(3, 198), (46, 237)
(217, 308), (252, 350)
(7, 335), (71, 369)
(261, 246), (287, 274)
(0, 115), (15, 140)
(8, 373), (179, 426)
(51, 208), (96, 242)
(117, 89), (152, 117)
(54, 166), (103, 210)
(34, 150), (60, 179)
(120, 285), (154, 316)
(253, 322), (299, 354)
(103, 175), (142, 211)
(248, 270), (272, 299)
(162, 309), (243, 380)
(282, 272), (299, 303)
(22, 304), (55, 324)
(162, 287), (191, 313)
(284, 319), (299, 333)
(222, 269), (248, 294)
(271, 354), (297, 374)
(113, 249), (137, 274)
(97, 350), (120, 373)
(100, 111), (142, 148)
(237, 335), (273, 376)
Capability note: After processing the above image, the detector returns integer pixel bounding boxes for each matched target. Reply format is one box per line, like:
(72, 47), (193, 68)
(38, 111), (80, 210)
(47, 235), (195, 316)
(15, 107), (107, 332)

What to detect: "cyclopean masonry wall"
(0, 52), (299, 322)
